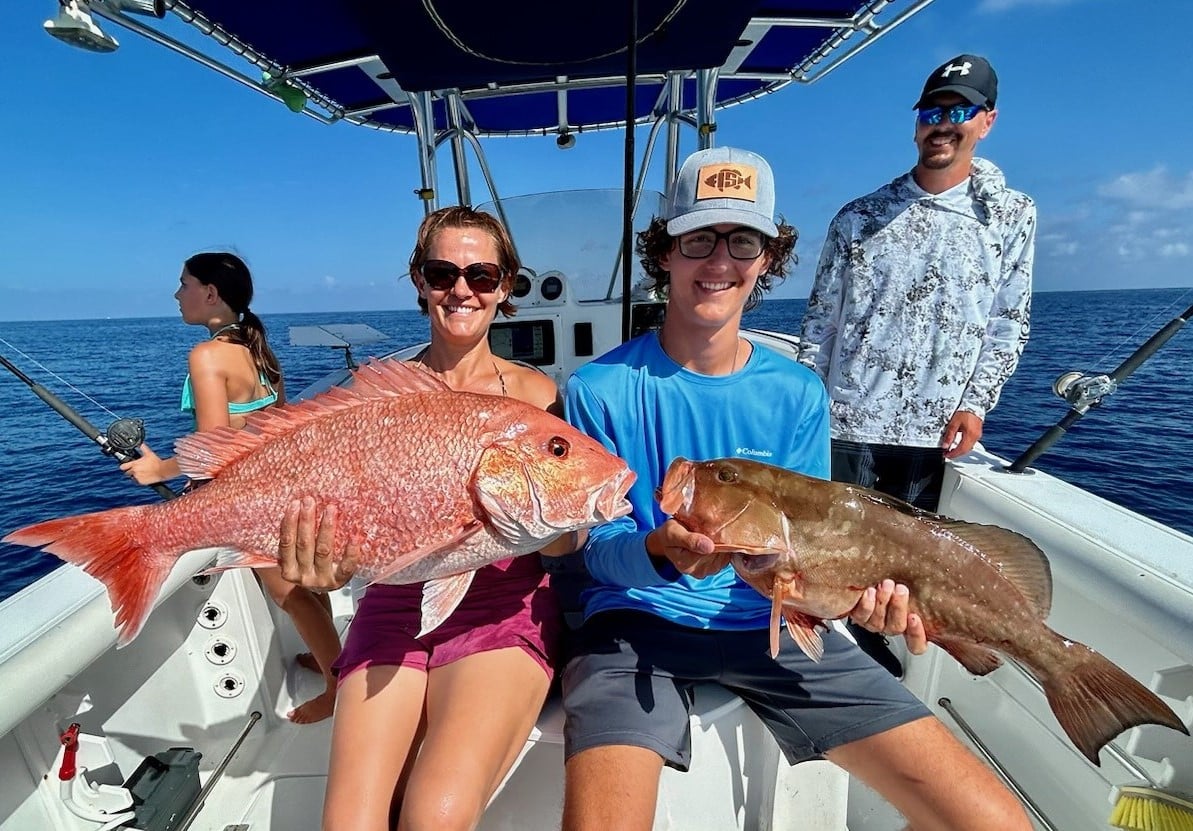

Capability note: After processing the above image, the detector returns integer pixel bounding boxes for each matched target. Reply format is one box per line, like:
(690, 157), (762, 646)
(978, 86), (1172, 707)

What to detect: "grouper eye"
(548, 437), (570, 458)
(716, 466), (738, 483)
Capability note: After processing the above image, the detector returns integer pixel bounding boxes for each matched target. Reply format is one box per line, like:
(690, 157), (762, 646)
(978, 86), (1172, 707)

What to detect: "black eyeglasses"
(916, 104), (986, 126)
(676, 228), (766, 260)
(419, 259), (506, 293)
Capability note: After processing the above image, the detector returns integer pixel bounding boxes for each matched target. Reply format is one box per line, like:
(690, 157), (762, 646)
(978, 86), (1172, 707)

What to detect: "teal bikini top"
(179, 372), (278, 418)
(180, 323), (279, 421)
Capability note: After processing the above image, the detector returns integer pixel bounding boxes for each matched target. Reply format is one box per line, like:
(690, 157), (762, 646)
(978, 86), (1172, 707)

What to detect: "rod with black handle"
(0, 352), (177, 500)
(1007, 302), (1193, 473)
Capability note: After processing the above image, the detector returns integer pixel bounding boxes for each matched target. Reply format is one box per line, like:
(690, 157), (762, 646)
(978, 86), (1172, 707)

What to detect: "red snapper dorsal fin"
(175, 358), (450, 480)
(933, 519), (1054, 617)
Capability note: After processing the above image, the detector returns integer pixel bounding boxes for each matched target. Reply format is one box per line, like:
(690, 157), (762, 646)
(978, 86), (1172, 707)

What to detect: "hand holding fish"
(646, 519), (731, 578)
(848, 579), (928, 655)
(4, 360), (634, 645)
(656, 455), (1188, 765)
(277, 497), (360, 592)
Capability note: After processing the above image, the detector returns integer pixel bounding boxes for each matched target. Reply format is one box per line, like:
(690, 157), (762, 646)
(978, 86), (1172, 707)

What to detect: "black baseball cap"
(913, 54), (998, 109)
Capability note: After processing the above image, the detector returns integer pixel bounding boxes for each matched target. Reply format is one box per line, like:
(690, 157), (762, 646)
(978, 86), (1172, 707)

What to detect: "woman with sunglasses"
(120, 251), (342, 724)
(276, 206), (565, 831)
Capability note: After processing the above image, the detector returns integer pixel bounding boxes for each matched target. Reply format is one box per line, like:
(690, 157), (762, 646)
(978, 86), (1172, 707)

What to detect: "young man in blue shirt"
(556, 146), (1031, 831)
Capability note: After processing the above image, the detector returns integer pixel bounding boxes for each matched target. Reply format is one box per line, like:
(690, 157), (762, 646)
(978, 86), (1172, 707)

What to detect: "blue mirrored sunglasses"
(916, 104), (986, 126)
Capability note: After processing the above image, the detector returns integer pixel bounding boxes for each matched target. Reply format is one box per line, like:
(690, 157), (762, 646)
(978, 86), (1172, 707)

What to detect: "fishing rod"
(0, 352), (177, 501)
(1006, 300), (1193, 474)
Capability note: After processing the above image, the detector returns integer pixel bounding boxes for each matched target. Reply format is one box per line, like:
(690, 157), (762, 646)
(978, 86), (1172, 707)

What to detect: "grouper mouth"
(656, 457), (696, 514)
(731, 552), (781, 574)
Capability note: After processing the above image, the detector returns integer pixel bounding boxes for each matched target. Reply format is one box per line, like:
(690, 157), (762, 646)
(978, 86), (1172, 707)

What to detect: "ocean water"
(1, 288), (1190, 601)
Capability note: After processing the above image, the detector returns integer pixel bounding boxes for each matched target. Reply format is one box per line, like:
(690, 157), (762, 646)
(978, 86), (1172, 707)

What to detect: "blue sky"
(2, 0), (1191, 321)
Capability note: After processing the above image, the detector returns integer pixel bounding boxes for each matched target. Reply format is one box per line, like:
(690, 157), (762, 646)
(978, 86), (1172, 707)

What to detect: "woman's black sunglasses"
(419, 259), (506, 293)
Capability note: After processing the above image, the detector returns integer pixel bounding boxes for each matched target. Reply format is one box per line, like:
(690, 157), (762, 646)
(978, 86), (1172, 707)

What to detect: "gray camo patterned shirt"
(798, 157), (1035, 447)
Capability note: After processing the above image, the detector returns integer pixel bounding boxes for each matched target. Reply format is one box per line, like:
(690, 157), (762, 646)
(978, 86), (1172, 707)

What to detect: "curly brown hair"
(408, 206), (520, 318)
(635, 218), (798, 312)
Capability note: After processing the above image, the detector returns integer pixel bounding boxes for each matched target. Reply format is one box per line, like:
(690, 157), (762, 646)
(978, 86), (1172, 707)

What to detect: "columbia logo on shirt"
(736, 447), (774, 458)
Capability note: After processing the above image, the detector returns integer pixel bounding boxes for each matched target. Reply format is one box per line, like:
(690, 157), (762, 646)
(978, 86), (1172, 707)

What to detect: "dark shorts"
(562, 610), (930, 770)
(831, 439), (945, 511)
(333, 556), (562, 682)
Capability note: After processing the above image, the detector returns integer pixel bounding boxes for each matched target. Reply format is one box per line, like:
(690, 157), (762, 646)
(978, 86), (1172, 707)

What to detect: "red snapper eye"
(548, 437), (570, 458)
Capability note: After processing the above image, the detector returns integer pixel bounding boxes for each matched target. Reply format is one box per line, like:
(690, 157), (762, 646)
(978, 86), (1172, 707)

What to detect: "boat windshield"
(477, 188), (665, 302)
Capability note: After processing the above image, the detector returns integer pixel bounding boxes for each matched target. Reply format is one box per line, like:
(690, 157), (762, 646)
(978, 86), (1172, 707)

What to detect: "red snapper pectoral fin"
(418, 571), (477, 637)
(363, 521), (483, 586)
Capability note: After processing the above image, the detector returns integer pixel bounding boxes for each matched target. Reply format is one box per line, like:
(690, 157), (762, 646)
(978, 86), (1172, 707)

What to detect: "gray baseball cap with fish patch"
(665, 146), (779, 238)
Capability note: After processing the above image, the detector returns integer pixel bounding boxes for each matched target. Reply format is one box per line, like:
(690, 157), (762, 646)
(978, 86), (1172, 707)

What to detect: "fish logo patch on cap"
(696, 163), (758, 202)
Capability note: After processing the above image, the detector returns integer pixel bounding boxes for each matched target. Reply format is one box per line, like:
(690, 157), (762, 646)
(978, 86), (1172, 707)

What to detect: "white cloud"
(1097, 166), (1193, 211)
(1056, 167), (1193, 271)
(323, 275), (337, 288)
(1039, 232), (1078, 256)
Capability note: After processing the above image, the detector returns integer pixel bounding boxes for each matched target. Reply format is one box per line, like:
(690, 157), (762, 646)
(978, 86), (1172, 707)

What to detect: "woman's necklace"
(493, 361), (507, 397)
(210, 322), (239, 340)
(414, 348), (506, 397)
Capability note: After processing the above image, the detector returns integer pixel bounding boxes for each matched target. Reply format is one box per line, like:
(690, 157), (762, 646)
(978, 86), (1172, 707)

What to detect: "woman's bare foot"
(287, 689), (336, 724)
(295, 652), (321, 673)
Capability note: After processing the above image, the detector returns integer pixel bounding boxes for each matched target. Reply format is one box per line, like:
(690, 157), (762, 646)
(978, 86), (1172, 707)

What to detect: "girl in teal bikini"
(121, 252), (341, 723)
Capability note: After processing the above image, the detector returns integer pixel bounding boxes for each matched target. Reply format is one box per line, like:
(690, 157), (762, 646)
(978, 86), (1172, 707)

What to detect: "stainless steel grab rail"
(937, 697), (1058, 831)
(176, 710), (262, 831)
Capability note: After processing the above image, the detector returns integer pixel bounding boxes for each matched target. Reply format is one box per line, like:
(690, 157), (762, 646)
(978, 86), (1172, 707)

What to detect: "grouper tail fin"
(1043, 643), (1188, 765)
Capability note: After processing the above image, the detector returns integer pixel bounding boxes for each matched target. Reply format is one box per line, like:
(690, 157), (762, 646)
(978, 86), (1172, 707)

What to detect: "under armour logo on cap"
(914, 53), (998, 109)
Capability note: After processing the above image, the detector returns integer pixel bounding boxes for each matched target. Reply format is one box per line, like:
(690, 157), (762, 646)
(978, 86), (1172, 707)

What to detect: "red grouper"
(4, 360), (634, 646)
(656, 456), (1187, 765)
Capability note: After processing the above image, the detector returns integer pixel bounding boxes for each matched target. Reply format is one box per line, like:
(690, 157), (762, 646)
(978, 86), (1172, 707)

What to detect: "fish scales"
(4, 360), (634, 645)
(657, 456), (1187, 765)
(144, 393), (510, 578)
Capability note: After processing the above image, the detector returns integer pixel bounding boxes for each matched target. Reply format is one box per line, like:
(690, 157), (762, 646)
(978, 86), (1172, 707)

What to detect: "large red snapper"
(4, 360), (634, 645)
(656, 456), (1187, 765)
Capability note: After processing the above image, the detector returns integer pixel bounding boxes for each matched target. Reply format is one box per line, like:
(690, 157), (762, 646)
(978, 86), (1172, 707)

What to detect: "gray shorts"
(562, 610), (931, 770)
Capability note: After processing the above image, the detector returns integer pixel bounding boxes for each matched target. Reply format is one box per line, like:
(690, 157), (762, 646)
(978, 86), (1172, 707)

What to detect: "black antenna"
(620, 0), (639, 343)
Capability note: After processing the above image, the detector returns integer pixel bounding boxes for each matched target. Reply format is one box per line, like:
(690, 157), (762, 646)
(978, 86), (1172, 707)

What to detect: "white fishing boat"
(2, 2), (1190, 830)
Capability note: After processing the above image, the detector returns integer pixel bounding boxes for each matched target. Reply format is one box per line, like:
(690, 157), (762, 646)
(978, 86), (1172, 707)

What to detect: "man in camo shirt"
(798, 54), (1035, 676)
(799, 53), (1034, 512)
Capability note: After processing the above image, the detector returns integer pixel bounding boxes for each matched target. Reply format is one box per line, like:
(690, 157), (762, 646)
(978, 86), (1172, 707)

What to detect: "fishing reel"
(103, 417), (147, 458)
(1052, 371), (1117, 413)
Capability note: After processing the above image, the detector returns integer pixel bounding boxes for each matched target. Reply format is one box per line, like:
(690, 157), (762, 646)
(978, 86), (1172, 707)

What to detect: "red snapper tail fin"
(3, 506), (171, 647)
(1044, 646), (1188, 765)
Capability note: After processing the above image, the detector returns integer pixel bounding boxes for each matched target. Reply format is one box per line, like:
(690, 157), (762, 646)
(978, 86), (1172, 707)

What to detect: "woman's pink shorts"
(332, 555), (562, 683)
